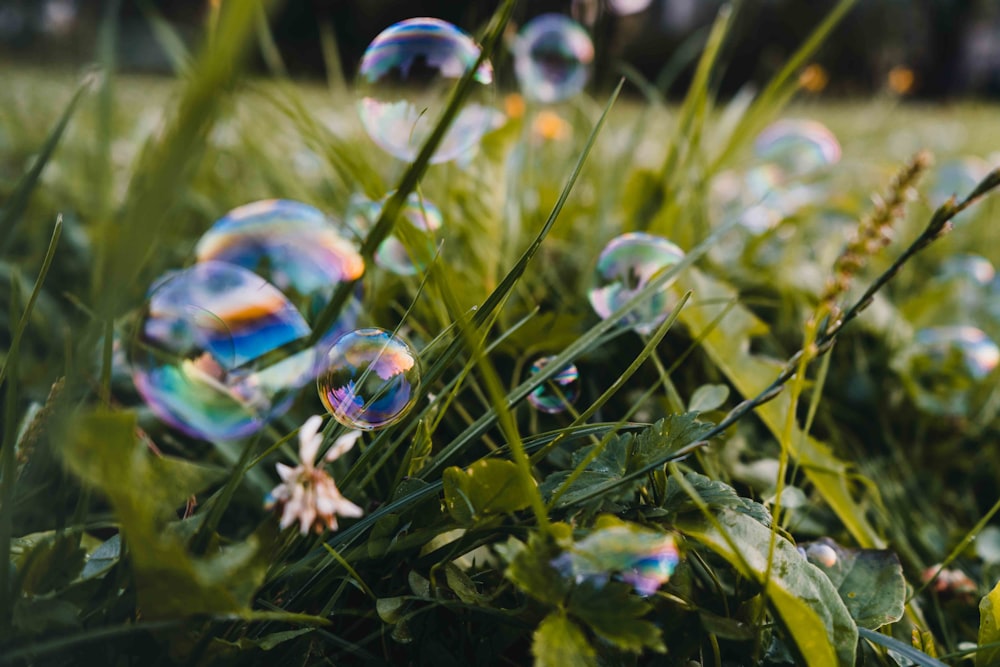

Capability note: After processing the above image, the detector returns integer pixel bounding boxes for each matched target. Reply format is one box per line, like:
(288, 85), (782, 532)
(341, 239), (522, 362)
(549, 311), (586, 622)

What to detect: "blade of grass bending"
(302, 0), (518, 350)
(0, 217), (63, 391)
(856, 627), (948, 667)
(0, 83), (87, 254)
(708, 0), (859, 173)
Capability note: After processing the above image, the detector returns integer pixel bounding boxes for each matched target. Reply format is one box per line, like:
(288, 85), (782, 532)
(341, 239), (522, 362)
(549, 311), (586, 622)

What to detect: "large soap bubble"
(132, 261), (315, 441)
(195, 199), (364, 351)
(356, 17), (497, 164)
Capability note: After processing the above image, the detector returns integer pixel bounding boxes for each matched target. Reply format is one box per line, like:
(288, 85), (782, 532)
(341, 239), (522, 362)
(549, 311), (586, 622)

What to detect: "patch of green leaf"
(443, 458), (536, 525)
(532, 611), (597, 667)
(542, 413), (714, 508)
(678, 508), (858, 666)
(661, 471), (772, 526)
(495, 534), (569, 607)
(801, 538), (905, 630)
(60, 411), (268, 619)
(568, 580), (664, 654)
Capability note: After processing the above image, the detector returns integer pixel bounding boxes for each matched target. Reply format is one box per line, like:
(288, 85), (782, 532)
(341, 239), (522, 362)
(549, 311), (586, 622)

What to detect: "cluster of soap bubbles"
(132, 199), (422, 441)
(712, 119), (842, 234)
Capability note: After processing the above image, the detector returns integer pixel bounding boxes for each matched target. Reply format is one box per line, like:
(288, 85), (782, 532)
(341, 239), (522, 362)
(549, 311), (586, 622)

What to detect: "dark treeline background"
(2, 0), (999, 99)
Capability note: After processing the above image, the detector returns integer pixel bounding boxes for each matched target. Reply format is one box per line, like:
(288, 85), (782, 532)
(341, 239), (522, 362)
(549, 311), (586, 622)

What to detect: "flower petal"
(298, 414), (325, 465)
(325, 429), (362, 461)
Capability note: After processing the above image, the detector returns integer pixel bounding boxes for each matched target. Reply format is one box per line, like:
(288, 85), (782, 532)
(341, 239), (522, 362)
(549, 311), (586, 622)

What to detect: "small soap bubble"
(898, 326), (1000, 417)
(132, 262), (314, 441)
(513, 14), (594, 103)
(588, 232), (685, 335)
(527, 356), (581, 414)
(195, 199), (364, 350)
(753, 119), (841, 178)
(356, 17), (497, 164)
(317, 328), (421, 430)
(805, 543), (839, 569)
(349, 192), (443, 276)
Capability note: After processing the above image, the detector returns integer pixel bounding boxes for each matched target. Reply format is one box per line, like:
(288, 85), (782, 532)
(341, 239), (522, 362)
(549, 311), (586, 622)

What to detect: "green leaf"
(443, 459), (535, 525)
(978, 580), (1000, 667)
(676, 267), (885, 549)
(568, 580), (664, 653)
(801, 538), (905, 630)
(60, 411), (268, 619)
(532, 611), (597, 667)
(661, 472), (772, 525)
(678, 509), (858, 666)
(688, 383), (730, 412)
(80, 534), (121, 581)
(495, 535), (569, 606)
(542, 414), (714, 508)
(17, 534), (85, 595)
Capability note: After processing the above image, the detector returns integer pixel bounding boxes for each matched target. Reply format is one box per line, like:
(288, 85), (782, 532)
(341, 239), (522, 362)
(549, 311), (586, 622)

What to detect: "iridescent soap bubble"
(898, 326), (1000, 417)
(527, 356), (581, 414)
(348, 192), (444, 276)
(195, 199), (364, 350)
(132, 261), (314, 441)
(929, 157), (990, 224)
(551, 526), (680, 597)
(513, 14), (594, 103)
(317, 328), (421, 430)
(753, 119), (841, 178)
(588, 232), (685, 335)
(356, 17), (496, 164)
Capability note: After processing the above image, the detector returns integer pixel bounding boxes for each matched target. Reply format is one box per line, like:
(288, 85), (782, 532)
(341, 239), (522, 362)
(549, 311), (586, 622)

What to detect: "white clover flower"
(265, 415), (363, 535)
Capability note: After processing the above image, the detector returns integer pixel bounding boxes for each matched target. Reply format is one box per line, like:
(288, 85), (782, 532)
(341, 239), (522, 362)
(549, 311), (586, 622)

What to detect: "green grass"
(2, 2), (1000, 664)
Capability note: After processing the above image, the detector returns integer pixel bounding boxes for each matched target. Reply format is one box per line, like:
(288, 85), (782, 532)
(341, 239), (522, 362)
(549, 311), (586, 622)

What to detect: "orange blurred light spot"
(504, 93), (526, 120)
(888, 66), (915, 95)
(799, 64), (829, 93)
(532, 110), (571, 142)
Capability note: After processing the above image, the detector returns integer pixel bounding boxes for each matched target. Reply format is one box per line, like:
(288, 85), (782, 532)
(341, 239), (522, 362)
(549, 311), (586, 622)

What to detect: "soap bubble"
(513, 14), (594, 103)
(753, 119), (841, 178)
(356, 17), (496, 164)
(929, 157), (989, 224)
(317, 328), (421, 430)
(195, 199), (364, 350)
(527, 356), (581, 414)
(348, 192), (443, 275)
(588, 232), (685, 334)
(132, 262), (314, 441)
(898, 326), (999, 417)
(551, 526), (679, 597)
